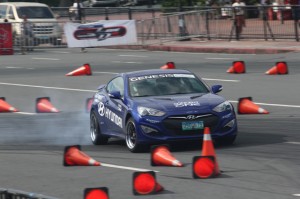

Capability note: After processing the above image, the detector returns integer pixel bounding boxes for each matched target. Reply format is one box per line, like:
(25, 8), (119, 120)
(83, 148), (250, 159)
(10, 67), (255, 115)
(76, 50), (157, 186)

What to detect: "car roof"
(0, 2), (49, 7)
(123, 69), (193, 78)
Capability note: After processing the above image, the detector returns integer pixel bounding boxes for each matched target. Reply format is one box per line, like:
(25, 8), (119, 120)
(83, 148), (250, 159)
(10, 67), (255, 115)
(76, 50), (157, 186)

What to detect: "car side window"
(0, 5), (8, 18)
(106, 77), (124, 96)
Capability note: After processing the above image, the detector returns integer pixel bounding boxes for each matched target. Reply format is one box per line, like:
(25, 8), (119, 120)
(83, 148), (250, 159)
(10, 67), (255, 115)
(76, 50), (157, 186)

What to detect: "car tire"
(125, 118), (144, 153)
(90, 111), (109, 145)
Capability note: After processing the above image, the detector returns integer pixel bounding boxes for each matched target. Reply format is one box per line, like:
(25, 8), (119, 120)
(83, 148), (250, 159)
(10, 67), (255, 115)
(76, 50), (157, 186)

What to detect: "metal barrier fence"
(135, 6), (300, 45)
(0, 188), (58, 199)
(7, 5), (300, 52)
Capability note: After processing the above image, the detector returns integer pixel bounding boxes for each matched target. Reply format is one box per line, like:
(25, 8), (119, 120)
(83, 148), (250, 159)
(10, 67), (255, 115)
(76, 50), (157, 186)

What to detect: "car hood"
(133, 93), (225, 114)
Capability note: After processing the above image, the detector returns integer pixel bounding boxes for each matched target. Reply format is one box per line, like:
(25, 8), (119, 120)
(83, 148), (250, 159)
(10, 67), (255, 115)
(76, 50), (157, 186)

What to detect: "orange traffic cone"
(238, 97), (269, 114)
(160, 62), (175, 69)
(0, 97), (18, 112)
(227, 61), (246, 74)
(133, 171), (164, 195)
(265, 61), (288, 75)
(86, 98), (93, 113)
(63, 145), (101, 166)
(84, 187), (109, 199)
(151, 145), (183, 167)
(193, 156), (216, 179)
(36, 97), (59, 113)
(201, 127), (221, 176)
(66, 63), (92, 76)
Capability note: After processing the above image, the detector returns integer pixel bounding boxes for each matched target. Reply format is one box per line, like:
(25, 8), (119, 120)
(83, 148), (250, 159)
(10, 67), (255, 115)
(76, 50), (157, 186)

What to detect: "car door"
(105, 76), (126, 136)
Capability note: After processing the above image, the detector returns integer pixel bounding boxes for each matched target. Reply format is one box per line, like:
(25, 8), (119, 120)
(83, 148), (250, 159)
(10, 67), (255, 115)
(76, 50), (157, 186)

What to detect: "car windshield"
(128, 74), (209, 97)
(16, 6), (54, 19)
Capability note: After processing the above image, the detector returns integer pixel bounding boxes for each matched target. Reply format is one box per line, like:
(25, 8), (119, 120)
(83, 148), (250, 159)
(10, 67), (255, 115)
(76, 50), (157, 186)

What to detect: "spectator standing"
(72, 0), (87, 53)
(72, 0), (84, 21)
(232, 0), (246, 34)
(22, 15), (34, 53)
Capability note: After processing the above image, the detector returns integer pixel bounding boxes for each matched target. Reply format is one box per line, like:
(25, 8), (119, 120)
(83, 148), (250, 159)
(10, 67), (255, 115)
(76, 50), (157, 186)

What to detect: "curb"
(102, 45), (296, 54)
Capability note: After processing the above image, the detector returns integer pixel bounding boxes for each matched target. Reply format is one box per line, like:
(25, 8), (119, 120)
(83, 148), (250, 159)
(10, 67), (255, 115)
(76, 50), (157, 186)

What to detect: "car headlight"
(213, 101), (232, 112)
(137, 106), (165, 117)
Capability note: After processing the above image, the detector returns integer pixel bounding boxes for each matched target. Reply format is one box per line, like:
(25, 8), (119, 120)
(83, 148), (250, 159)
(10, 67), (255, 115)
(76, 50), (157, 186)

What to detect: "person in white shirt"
(232, 0), (246, 34)
(73, 0), (84, 21)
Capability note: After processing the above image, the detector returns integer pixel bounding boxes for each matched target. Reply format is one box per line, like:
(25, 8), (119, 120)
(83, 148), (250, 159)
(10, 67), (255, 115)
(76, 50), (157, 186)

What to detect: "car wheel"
(90, 111), (109, 145)
(125, 118), (143, 152)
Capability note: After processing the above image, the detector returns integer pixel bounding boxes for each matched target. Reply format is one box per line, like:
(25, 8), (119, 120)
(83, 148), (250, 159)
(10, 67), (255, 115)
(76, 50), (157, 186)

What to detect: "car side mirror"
(211, 85), (223, 94)
(108, 90), (122, 99)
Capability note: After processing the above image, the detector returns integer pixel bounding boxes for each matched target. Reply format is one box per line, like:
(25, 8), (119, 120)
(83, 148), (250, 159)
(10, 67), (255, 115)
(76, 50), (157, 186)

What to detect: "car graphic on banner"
(73, 24), (126, 41)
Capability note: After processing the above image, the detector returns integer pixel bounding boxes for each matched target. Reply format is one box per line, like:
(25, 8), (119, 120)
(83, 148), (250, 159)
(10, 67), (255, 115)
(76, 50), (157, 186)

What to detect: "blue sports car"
(90, 69), (238, 152)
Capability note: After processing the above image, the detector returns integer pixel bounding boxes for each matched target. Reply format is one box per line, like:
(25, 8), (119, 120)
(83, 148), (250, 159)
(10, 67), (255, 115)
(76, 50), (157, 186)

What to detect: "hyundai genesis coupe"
(90, 69), (238, 152)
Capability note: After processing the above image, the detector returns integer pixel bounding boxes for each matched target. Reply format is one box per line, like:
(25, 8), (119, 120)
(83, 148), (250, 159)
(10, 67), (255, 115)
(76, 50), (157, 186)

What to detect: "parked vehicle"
(0, 2), (63, 46)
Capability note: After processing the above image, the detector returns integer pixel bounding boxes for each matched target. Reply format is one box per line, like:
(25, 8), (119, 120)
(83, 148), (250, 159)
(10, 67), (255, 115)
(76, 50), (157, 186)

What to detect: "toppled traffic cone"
(133, 171), (164, 195)
(193, 156), (216, 179)
(84, 187), (109, 199)
(66, 63), (92, 76)
(0, 97), (18, 112)
(265, 61), (288, 75)
(227, 61), (246, 74)
(238, 97), (269, 114)
(36, 97), (59, 113)
(86, 98), (93, 113)
(200, 127), (221, 176)
(64, 145), (101, 166)
(160, 62), (175, 69)
(151, 145), (183, 167)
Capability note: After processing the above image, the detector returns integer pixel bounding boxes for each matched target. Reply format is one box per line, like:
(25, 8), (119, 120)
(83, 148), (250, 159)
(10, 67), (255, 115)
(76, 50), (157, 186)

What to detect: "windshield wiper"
(190, 94), (205, 99)
(154, 97), (173, 100)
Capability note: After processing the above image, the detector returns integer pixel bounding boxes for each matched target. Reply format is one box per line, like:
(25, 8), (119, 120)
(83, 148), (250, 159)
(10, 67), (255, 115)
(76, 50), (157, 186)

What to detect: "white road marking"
(93, 72), (119, 75)
(206, 57), (238, 60)
(203, 78), (240, 82)
(32, 57), (60, 61)
(293, 194), (300, 197)
(112, 61), (142, 64)
(229, 100), (300, 108)
(4, 66), (35, 70)
(48, 51), (70, 54)
(101, 163), (159, 172)
(5, 66), (23, 69)
(2, 82), (300, 109)
(0, 82), (96, 93)
(285, 142), (300, 145)
(119, 55), (148, 58)
(14, 112), (37, 115)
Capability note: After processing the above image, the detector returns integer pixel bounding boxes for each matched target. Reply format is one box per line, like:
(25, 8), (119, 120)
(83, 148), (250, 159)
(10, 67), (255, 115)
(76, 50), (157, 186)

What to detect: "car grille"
(33, 25), (54, 34)
(162, 114), (219, 136)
